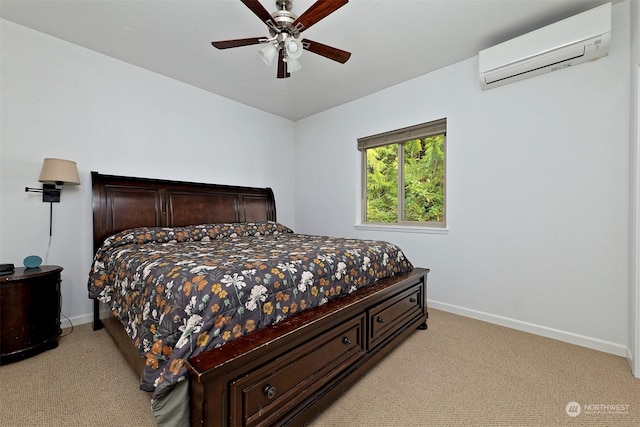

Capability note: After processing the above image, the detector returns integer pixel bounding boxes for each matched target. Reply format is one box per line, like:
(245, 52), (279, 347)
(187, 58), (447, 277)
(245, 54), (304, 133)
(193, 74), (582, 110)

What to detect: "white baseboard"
(60, 312), (93, 330)
(428, 299), (629, 358)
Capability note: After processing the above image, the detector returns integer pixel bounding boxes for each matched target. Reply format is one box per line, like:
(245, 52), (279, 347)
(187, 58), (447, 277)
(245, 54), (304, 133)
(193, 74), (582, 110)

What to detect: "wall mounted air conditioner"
(478, 2), (611, 90)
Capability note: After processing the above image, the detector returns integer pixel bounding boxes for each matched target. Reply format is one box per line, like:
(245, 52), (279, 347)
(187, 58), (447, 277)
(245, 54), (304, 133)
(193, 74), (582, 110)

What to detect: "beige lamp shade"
(38, 158), (80, 185)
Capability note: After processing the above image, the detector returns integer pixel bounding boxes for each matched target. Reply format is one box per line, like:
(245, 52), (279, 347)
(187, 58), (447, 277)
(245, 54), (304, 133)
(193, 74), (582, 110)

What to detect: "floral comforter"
(88, 221), (413, 400)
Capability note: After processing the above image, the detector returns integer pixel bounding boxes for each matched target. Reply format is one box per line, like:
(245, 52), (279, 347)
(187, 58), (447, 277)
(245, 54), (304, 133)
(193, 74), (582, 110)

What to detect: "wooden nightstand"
(0, 265), (63, 365)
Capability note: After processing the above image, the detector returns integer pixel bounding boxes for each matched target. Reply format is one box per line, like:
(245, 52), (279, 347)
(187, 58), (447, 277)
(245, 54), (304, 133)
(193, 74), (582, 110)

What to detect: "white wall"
(0, 20), (296, 326)
(295, 2), (631, 356)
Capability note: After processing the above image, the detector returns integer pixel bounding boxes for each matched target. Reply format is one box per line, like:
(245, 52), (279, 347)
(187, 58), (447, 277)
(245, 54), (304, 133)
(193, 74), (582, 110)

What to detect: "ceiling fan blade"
(302, 39), (351, 63)
(277, 49), (290, 79)
(293, 0), (348, 32)
(240, 0), (278, 30)
(211, 37), (264, 49)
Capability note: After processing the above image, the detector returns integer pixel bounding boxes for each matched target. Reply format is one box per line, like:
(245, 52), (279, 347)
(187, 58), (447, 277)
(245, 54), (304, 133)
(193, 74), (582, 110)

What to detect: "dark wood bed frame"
(90, 171), (429, 426)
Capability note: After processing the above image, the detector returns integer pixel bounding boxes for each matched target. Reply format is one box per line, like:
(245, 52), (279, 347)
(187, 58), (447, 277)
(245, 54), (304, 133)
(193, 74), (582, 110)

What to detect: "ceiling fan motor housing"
(269, 0), (300, 39)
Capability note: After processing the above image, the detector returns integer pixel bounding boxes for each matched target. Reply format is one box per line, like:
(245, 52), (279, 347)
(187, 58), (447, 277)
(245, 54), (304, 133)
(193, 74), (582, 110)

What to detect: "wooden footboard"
(187, 268), (428, 426)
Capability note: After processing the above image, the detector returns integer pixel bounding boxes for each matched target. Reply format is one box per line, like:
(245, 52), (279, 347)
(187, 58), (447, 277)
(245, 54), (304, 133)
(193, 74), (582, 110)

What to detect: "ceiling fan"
(212, 0), (351, 79)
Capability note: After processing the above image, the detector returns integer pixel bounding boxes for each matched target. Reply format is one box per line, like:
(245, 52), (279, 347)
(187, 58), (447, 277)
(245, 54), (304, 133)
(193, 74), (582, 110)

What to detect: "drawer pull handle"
(410, 297), (417, 303)
(376, 316), (385, 323)
(263, 385), (276, 399)
(342, 337), (352, 345)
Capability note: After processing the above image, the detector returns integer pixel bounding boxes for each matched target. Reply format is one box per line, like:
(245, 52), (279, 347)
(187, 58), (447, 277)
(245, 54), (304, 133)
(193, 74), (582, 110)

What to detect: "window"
(358, 118), (446, 228)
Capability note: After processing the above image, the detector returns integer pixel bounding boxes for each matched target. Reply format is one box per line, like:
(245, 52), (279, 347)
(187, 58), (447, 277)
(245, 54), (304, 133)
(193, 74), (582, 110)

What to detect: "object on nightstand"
(0, 263), (15, 275)
(23, 255), (42, 269)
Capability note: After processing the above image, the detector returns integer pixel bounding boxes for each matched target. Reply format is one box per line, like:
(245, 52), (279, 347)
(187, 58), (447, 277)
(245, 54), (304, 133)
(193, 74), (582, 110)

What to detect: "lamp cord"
(48, 215), (73, 337)
(59, 288), (74, 338)
(45, 234), (52, 265)
(39, 194), (74, 337)
(45, 202), (53, 264)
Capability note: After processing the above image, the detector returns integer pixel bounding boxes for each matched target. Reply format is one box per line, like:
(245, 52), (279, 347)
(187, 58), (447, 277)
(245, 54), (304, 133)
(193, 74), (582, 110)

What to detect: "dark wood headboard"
(91, 172), (276, 252)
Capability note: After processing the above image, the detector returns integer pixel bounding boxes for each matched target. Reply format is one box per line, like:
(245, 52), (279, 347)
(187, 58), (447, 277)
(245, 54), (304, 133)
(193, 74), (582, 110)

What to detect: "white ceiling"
(1, 0), (611, 121)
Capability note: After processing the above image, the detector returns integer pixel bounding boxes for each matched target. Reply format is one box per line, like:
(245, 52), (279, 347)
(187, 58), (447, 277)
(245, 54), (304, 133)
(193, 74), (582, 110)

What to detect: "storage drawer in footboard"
(229, 314), (366, 426)
(367, 281), (425, 350)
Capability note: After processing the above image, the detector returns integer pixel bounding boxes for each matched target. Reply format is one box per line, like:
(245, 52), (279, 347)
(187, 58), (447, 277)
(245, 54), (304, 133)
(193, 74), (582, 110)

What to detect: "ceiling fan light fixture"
(285, 38), (303, 59)
(259, 42), (278, 65)
(285, 57), (302, 72)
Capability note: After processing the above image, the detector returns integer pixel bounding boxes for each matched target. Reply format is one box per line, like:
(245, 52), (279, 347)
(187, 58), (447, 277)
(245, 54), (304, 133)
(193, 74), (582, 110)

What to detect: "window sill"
(354, 223), (449, 235)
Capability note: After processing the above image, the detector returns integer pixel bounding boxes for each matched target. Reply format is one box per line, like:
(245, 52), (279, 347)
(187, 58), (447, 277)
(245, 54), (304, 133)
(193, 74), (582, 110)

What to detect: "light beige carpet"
(1, 309), (638, 426)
